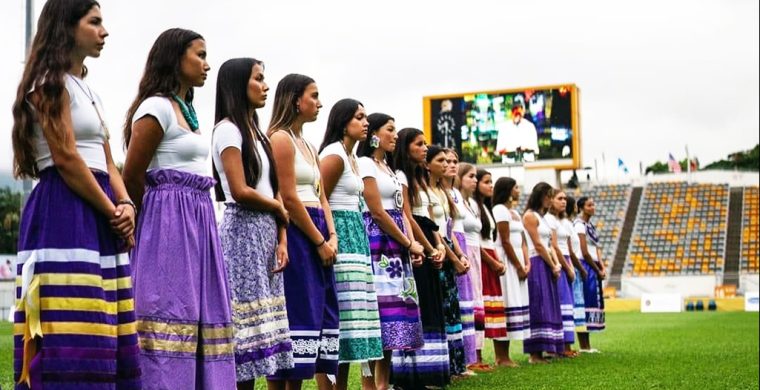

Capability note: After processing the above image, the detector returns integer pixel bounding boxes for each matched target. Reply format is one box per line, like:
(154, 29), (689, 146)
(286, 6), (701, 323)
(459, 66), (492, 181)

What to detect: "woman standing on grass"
(492, 177), (530, 367)
(545, 189), (578, 357)
(522, 182), (564, 364)
(123, 28), (237, 388)
(266, 74), (340, 390)
(444, 150), (478, 372)
(426, 145), (468, 379)
(475, 169), (508, 343)
(318, 98), (384, 389)
(565, 195), (588, 342)
(575, 196), (606, 351)
(211, 57), (294, 389)
(357, 113), (425, 389)
(12, 0), (141, 387)
(457, 164), (491, 372)
(391, 128), (450, 389)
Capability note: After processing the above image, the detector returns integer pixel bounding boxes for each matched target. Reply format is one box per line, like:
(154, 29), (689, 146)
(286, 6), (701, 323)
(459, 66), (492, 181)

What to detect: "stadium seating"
(625, 182), (729, 276)
(740, 186), (759, 273)
(577, 184), (632, 269)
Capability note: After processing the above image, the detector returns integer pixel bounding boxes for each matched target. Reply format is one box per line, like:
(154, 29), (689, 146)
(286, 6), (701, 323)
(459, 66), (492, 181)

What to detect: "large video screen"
(423, 84), (581, 169)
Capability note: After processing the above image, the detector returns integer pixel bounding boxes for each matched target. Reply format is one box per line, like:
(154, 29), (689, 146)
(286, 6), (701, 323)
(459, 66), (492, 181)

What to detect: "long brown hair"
(267, 73), (315, 136)
(123, 28), (203, 146)
(11, 0), (100, 178)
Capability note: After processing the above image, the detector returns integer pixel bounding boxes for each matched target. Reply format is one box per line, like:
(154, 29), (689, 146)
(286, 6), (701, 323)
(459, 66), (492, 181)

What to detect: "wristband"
(316, 238), (327, 247)
(118, 199), (137, 213)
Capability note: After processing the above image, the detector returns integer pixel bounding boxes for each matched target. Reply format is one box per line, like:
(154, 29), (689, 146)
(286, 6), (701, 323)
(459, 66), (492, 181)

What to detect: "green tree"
(0, 187), (22, 253)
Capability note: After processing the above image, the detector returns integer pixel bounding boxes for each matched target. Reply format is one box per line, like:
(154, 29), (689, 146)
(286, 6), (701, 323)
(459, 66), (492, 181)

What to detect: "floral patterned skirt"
(364, 210), (424, 351)
(219, 204), (294, 380)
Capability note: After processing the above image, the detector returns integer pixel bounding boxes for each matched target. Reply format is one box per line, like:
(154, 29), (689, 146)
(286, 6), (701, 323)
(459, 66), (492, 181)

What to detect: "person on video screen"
(495, 100), (539, 163)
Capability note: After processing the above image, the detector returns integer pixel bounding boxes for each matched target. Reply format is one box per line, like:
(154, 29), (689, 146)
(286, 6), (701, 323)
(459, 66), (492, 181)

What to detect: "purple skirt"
(364, 209), (424, 351)
(557, 256), (575, 344)
(269, 207), (339, 380)
(131, 169), (235, 389)
(523, 255), (564, 355)
(453, 232), (477, 365)
(14, 168), (141, 389)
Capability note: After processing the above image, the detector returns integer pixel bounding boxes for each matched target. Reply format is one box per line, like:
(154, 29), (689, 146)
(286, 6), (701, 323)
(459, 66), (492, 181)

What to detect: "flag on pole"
(617, 158), (629, 174)
(668, 153), (682, 173)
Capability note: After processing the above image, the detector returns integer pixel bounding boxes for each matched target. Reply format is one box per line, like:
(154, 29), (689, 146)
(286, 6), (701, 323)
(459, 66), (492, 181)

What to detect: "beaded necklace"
(171, 94), (199, 132)
(373, 156), (404, 209)
(287, 128), (321, 198)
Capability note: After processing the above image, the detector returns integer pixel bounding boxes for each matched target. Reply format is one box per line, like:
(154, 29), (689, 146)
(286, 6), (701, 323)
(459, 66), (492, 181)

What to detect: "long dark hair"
(392, 128), (426, 206)
(212, 57), (277, 201)
(566, 195), (577, 219)
(427, 144), (457, 219)
(357, 113), (394, 158)
(123, 28), (203, 146)
(12, 0), (100, 178)
(319, 98), (363, 153)
(475, 169), (494, 240)
(493, 177), (516, 207)
(267, 73), (315, 135)
(527, 182), (553, 213)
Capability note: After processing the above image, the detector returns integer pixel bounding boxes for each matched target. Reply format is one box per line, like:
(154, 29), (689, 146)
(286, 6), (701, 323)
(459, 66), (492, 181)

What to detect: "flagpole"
(685, 144), (691, 183)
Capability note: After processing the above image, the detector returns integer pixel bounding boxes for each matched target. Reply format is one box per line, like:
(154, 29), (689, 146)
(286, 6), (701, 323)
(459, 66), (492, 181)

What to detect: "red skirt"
(481, 248), (507, 339)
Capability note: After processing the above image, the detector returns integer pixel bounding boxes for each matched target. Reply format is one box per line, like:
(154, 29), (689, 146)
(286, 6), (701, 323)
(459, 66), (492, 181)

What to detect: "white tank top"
(286, 131), (321, 203)
(319, 142), (363, 212)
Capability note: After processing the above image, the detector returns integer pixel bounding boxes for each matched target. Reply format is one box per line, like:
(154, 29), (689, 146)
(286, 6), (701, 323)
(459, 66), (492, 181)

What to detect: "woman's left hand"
(110, 203), (135, 239)
(272, 241), (289, 273)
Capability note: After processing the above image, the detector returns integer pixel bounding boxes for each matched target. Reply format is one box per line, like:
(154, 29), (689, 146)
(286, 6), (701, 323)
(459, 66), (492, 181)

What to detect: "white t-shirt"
(358, 157), (401, 210)
(211, 120), (274, 202)
(493, 204), (526, 263)
(462, 198), (482, 247)
(428, 188), (448, 234)
(574, 218), (599, 262)
(545, 213), (571, 256)
(450, 189), (466, 233)
(132, 96), (209, 176)
(495, 118), (539, 156)
(481, 207), (496, 250)
(396, 170), (430, 218)
(319, 142), (363, 212)
(564, 218), (581, 259)
(34, 74), (107, 172)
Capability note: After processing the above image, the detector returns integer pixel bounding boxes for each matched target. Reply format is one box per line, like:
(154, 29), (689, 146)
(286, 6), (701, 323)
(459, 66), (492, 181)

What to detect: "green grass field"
(1, 312), (758, 389)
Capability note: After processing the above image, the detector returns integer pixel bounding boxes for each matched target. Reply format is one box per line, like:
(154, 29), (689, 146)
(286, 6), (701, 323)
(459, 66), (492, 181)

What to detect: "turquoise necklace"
(172, 94), (199, 131)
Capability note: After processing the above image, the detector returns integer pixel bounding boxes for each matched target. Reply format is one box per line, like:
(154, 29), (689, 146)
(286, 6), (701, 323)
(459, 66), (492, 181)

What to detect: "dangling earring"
(370, 135), (380, 148)
(296, 105), (300, 114)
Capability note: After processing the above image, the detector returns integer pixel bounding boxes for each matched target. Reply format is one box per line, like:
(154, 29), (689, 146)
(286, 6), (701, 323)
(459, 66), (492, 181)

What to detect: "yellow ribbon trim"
(17, 275), (41, 387)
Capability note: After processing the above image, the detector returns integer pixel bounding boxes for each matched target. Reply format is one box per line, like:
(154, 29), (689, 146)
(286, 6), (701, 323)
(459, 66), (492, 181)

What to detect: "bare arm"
(523, 212), (554, 267)
(104, 142), (135, 244)
(568, 237), (586, 278)
(36, 91), (115, 217)
(497, 220), (525, 272)
(401, 184), (437, 254)
(122, 115), (162, 209)
(270, 132), (326, 244)
(219, 146), (281, 211)
(363, 176), (415, 249)
(578, 233), (603, 275)
(319, 154), (342, 200)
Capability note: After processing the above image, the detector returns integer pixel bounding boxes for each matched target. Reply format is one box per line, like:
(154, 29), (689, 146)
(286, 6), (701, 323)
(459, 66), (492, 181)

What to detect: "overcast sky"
(1, 0), (758, 180)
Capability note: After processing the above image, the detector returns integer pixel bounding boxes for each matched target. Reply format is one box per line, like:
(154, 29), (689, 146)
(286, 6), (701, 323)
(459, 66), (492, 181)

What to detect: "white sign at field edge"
(641, 293), (683, 313)
(745, 292), (759, 312)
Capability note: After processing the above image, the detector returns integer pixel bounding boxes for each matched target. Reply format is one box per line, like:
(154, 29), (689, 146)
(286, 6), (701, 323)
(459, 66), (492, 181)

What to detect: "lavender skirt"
(131, 169), (235, 389)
